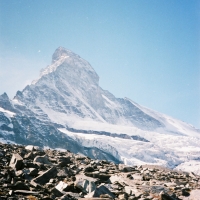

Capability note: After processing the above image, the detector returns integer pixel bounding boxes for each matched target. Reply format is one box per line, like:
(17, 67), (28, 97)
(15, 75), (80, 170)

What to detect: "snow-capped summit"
(1, 47), (200, 174)
(32, 47), (99, 87)
(52, 46), (80, 63)
(15, 47), (167, 131)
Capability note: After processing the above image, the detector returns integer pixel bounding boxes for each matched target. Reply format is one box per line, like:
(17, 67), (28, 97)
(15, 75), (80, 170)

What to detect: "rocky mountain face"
(0, 47), (200, 174)
(1, 142), (200, 200)
(13, 47), (163, 130)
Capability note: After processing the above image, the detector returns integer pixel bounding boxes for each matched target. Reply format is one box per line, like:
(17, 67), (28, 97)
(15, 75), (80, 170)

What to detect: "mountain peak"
(52, 47), (79, 64)
(31, 47), (98, 85)
(0, 92), (16, 112)
(0, 92), (9, 100)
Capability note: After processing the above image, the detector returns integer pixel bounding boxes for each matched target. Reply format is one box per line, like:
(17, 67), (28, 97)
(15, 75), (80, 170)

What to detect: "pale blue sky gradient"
(0, 0), (199, 128)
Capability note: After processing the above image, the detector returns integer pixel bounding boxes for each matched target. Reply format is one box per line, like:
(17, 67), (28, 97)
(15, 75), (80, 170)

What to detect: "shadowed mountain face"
(0, 47), (199, 171)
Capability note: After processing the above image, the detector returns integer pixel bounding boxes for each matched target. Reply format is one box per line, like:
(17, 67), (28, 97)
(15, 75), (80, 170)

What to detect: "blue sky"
(0, 0), (199, 128)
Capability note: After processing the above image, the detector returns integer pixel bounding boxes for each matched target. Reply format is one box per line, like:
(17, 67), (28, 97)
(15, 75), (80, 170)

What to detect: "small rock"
(57, 167), (73, 178)
(9, 153), (24, 170)
(84, 180), (96, 193)
(25, 145), (35, 151)
(118, 193), (128, 200)
(14, 181), (30, 190)
(57, 156), (72, 167)
(33, 155), (51, 165)
(85, 185), (115, 198)
(51, 187), (63, 197)
(159, 191), (176, 200)
(28, 168), (38, 176)
(32, 166), (57, 185)
(84, 165), (94, 172)
(56, 181), (68, 192)
(183, 189), (200, 200)
(14, 190), (39, 195)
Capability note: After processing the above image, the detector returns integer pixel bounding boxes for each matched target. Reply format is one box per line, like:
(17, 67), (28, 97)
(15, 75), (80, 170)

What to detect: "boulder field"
(0, 142), (200, 200)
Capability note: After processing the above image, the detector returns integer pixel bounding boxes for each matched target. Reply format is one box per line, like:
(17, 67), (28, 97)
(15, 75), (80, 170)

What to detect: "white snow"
(0, 130), (14, 135)
(32, 55), (69, 85)
(0, 137), (16, 144)
(8, 123), (13, 128)
(126, 98), (200, 137)
(12, 98), (24, 106)
(0, 107), (15, 117)
(175, 160), (200, 175)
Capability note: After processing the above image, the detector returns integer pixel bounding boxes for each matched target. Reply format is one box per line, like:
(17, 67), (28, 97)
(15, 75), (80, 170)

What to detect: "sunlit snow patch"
(0, 107), (15, 118)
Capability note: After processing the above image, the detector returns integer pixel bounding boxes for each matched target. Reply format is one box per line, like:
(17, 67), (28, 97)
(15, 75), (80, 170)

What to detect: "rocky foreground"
(0, 143), (200, 200)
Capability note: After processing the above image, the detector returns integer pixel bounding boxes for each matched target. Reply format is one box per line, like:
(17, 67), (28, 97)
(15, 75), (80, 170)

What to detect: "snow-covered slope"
(1, 47), (199, 174)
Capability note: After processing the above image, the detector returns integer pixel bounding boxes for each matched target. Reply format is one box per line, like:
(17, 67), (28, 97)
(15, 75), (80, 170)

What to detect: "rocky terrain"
(0, 142), (200, 200)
